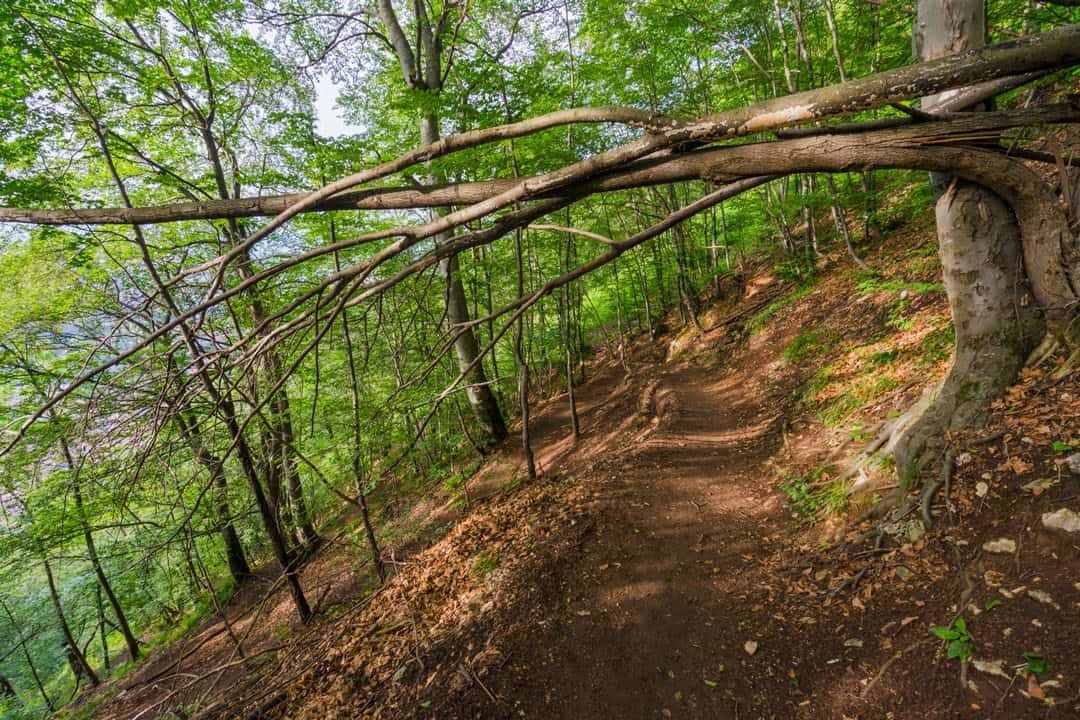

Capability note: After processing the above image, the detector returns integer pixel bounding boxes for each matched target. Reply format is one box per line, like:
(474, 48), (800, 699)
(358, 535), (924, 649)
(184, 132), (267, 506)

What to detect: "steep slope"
(81, 203), (1079, 720)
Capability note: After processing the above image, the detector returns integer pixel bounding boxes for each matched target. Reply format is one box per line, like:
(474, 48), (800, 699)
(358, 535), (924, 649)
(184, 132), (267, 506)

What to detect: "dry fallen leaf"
(1027, 674), (1045, 700)
(972, 659), (1010, 679)
(744, 640), (758, 656)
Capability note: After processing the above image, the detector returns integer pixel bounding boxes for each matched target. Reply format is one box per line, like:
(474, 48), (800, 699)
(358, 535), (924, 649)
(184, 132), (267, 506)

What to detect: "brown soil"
(82, 233), (1080, 720)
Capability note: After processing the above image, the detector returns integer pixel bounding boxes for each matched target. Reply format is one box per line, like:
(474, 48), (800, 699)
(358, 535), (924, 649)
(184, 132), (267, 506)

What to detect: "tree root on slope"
(920, 447), (957, 528)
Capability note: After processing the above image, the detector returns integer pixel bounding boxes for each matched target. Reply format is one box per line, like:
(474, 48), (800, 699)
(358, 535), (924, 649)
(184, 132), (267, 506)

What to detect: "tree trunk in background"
(174, 409), (252, 584)
(95, 584), (110, 671)
(199, 128), (319, 553)
(0, 599), (54, 711)
(561, 216), (581, 440)
(55, 431), (140, 662)
(375, 0), (507, 445)
(43, 558), (98, 686)
(824, 175), (869, 272)
(335, 236), (387, 584)
(513, 227), (537, 480)
(420, 115), (508, 444)
(892, 0), (1043, 479)
(71, 478), (140, 662)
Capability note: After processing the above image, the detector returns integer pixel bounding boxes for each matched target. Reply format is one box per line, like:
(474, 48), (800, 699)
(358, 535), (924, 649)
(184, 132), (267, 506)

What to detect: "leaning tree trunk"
(42, 557), (98, 686)
(892, 0), (1043, 479)
(173, 408), (252, 584)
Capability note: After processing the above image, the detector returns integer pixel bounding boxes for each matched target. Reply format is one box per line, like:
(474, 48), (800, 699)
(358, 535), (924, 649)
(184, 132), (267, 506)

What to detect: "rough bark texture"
(892, 186), (1043, 475)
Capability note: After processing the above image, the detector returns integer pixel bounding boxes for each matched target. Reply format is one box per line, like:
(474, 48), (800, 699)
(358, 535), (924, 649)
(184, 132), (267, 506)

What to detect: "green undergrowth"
(780, 466), (847, 524)
(749, 282), (815, 333)
(919, 323), (954, 366)
(782, 329), (837, 364)
(856, 274), (944, 296)
(876, 179), (934, 230)
(472, 552), (500, 579)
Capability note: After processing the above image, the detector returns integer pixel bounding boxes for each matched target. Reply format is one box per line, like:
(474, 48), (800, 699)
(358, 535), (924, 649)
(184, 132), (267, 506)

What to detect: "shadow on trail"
(456, 347), (824, 719)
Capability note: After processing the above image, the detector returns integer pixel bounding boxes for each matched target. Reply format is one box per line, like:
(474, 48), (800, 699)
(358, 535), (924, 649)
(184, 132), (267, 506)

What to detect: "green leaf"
(984, 599), (1003, 611)
(1051, 441), (1074, 453)
(947, 639), (972, 660)
(930, 626), (959, 641)
(954, 617), (967, 634)
(1024, 653), (1052, 675)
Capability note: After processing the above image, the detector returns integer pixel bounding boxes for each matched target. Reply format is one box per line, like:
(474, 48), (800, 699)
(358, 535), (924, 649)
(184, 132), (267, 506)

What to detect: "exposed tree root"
(1026, 333), (1061, 368)
(1054, 343), (1080, 379)
(1026, 331), (1080, 379)
(920, 447), (957, 528)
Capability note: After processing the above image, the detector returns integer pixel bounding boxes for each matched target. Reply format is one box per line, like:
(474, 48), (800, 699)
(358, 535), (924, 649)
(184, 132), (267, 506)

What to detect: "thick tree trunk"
(892, 187), (1043, 476)
(891, 0), (1043, 479)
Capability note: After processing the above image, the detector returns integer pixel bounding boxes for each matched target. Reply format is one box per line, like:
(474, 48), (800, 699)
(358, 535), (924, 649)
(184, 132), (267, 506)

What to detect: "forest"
(0, 0), (1078, 718)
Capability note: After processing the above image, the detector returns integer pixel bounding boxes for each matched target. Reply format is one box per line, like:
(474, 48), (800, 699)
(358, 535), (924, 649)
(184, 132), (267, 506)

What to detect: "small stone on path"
(1042, 508), (1080, 535)
(982, 538), (1016, 554)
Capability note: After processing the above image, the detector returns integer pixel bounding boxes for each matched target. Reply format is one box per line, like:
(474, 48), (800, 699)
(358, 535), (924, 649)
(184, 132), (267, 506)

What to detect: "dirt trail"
(459, 335), (811, 719)
(86, 256), (1079, 720)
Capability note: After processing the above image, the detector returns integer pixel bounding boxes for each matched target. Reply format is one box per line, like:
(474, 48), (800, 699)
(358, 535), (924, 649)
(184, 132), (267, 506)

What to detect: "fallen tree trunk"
(6, 108), (1079, 459)
(3, 24), (1079, 228)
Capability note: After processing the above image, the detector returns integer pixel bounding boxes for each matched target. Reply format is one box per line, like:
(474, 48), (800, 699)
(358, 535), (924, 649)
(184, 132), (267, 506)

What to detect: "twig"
(458, 662), (499, 704)
(860, 638), (932, 699)
(994, 671), (1020, 710)
(825, 531), (884, 602)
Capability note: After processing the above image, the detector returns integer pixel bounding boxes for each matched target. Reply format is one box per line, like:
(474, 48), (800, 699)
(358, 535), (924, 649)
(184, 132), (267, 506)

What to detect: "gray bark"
(5, 24), (1080, 229)
(894, 186), (1043, 475)
(421, 116), (509, 442)
(892, 0), (1043, 479)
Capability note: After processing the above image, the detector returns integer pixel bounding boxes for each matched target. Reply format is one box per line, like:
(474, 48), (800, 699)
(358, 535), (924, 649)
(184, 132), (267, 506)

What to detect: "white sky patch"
(314, 74), (363, 137)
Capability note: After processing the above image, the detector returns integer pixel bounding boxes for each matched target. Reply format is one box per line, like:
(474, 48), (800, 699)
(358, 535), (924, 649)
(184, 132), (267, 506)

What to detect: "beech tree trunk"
(892, 187), (1043, 475)
(892, 0), (1043, 478)
(373, 0), (507, 445)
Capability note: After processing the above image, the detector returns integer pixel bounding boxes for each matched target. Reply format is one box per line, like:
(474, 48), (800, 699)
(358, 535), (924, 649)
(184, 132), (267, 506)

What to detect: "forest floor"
(80, 206), (1080, 720)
